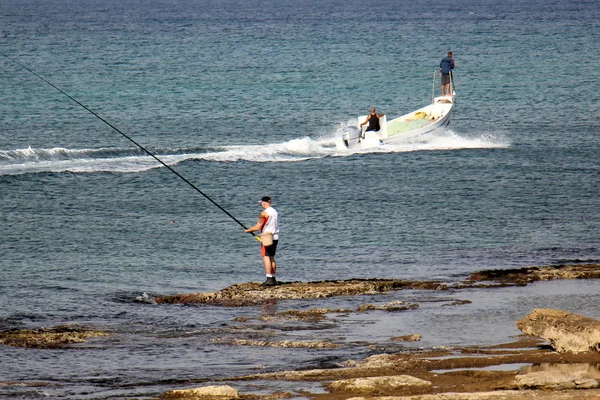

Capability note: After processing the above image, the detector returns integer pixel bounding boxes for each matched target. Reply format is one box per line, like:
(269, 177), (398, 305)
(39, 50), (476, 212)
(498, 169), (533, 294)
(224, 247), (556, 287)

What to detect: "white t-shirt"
(261, 206), (279, 240)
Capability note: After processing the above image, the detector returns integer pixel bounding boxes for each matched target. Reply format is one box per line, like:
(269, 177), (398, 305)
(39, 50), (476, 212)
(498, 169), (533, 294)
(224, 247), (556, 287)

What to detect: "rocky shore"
(155, 263), (600, 399)
(2, 263), (600, 399)
(153, 263), (600, 307)
(160, 332), (600, 399)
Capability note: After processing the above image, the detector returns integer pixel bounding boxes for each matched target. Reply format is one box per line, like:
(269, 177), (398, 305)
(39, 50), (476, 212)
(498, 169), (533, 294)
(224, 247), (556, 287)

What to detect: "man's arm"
(244, 213), (266, 233)
(360, 115), (371, 126)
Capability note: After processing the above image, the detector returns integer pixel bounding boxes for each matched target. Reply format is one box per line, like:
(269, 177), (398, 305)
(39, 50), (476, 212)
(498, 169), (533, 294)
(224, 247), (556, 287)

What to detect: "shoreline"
(147, 263), (600, 398)
(3, 336), (600, 399)
(2, 263), (600, 399)
(154, 263), (600, 306)
(162, 336), (600, 399)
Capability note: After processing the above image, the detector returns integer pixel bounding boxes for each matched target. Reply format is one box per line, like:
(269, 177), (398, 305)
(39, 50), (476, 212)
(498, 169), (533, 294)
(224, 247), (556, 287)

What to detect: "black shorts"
(441, 73), (451, 85)
(262, 240), (278, 257)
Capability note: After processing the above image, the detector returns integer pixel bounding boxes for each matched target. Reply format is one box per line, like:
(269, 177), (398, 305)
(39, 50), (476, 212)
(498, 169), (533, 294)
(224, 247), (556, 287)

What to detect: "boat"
(337, 71), (456, 150)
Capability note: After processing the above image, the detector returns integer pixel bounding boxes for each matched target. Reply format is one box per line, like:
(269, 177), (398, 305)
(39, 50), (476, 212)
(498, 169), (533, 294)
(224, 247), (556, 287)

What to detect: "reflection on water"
(519, 363), (600, 379)
(433, 362), (600, 376)
(431, 363), (531, 374)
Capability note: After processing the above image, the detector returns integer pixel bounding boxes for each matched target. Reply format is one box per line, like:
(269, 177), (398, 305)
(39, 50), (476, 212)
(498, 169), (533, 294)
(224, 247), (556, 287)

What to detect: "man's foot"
(261, 277), (277, 287)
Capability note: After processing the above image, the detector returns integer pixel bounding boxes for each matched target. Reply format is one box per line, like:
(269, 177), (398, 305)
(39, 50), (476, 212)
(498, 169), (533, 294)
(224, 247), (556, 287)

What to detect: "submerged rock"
(392, 334), (422, 342)
(259, 307), (353, 322)
(442, 299), (472, 306)
(517, 308), (600, 353)
(155, 279), (447, 306)
(210, 338), (341, 348)
(357, 301), (419, 312)
(0, 325), (109, 349)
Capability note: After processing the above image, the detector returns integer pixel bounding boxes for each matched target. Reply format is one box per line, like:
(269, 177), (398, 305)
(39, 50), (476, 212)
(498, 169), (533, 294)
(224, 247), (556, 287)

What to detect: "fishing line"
(2, 53), (259, 239)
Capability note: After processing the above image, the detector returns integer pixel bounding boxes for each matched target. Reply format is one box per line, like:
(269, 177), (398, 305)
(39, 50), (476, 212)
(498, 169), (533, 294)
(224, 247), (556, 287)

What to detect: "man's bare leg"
(263, 256), (275, 276)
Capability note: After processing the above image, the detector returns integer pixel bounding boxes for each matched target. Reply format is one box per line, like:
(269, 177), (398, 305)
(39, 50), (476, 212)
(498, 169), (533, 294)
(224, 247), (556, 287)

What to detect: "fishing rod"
(3, 53), (259, 240)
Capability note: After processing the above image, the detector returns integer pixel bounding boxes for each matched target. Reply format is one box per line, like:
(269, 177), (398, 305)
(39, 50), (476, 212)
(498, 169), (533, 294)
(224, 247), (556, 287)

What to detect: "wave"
(0, 129), (509, 176)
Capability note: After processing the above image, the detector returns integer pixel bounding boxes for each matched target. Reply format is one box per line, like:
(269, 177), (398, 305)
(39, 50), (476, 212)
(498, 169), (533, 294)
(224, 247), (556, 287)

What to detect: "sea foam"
(0, 129), (508, 176)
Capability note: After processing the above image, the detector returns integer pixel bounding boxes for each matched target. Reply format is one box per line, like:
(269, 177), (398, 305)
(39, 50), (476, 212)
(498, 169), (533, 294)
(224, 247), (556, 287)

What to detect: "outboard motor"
(342, 125), (362, 148)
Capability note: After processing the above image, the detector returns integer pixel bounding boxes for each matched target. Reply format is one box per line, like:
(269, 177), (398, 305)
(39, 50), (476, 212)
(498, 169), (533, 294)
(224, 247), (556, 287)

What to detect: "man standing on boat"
(360, 107), (385, 138)
(440, 51), (455, 96)
(244, 196), (280, 286)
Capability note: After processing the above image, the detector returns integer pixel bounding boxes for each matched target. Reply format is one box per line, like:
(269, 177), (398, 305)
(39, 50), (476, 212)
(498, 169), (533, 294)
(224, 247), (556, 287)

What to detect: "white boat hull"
(337, 95), (455, 150)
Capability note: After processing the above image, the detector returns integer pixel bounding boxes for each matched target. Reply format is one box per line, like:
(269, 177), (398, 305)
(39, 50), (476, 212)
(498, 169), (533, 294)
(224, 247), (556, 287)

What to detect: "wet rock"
(155, 264), (600, 307)
(468, 264), (600, 285)
(515, 369), (599, 389)
(341, 353), (399, 369)
(210, 338), (341, 348)
(260, 307), (353, 322)
(357, 301), (419, 312)
(155, 279), (447, 306)
(358, 353), (402, 368)
(239, 367), (349, 382)
(516, 308), (600, 353)
(0, 381), (53, 387)
(327, 375), (431, 394)
(392, 334), (422, 342)
(160, 385), (240, 399)
(442, 300), (472, 306)
(0, 325), (109, 349)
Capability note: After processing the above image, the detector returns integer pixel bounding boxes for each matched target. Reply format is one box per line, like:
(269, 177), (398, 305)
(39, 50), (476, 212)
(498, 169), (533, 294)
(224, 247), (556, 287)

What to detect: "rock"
(357, 301), (419, 312)
(468, 264), (600, 285)
(211, 338), (341, 348)
(392, 334), (422, 342)
(515, 370), (598, 390)
(160, 385), (240, 399)
(0, 325), (110, 349)
(259, 307), (353, 322)
(442, 300), (472, 306)
(155, 279), (447, 306)
(359, 353), (400, 368)
(327, 375), (431, 394)
(243, 368), (334, 381)
(516, 308), (600, 353)
(155, 265), (600, 307)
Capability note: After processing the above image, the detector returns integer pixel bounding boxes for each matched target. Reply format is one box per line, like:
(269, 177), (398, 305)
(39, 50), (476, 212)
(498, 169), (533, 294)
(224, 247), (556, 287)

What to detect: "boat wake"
(352, 129), (510, 154)
(0, 129), (509, 176)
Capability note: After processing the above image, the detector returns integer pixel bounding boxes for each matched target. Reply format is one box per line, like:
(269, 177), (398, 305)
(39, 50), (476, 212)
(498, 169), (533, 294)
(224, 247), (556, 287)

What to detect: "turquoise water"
(0, 0), (599, 398)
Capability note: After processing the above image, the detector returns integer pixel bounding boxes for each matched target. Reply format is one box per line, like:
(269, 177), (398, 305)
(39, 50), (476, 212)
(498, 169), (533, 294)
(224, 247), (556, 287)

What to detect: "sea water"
(0, 0), (598, 398)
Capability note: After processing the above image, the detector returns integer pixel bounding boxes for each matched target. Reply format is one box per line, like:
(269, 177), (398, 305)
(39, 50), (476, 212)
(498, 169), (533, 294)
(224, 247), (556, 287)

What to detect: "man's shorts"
(441, 73), (451, 85)
(261, 240), (278, 257)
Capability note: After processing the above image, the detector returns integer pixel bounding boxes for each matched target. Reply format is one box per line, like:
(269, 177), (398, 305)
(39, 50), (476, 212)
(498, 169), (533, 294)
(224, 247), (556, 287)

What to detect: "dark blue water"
(0, 0), (598, 398)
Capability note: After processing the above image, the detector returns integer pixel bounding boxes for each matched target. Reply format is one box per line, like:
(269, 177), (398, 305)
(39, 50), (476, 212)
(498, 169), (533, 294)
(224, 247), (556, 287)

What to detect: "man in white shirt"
(244, 196), (280, 286)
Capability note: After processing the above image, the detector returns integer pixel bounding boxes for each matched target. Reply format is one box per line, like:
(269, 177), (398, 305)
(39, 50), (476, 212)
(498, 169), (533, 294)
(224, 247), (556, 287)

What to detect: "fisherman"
(359, 107), (385, 139)
(244, 196), (280, 286)
(439, 51), (455, 96)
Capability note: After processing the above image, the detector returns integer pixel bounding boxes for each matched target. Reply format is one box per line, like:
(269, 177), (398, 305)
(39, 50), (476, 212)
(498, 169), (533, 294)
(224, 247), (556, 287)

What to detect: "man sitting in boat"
(360, 107), (385, 138)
